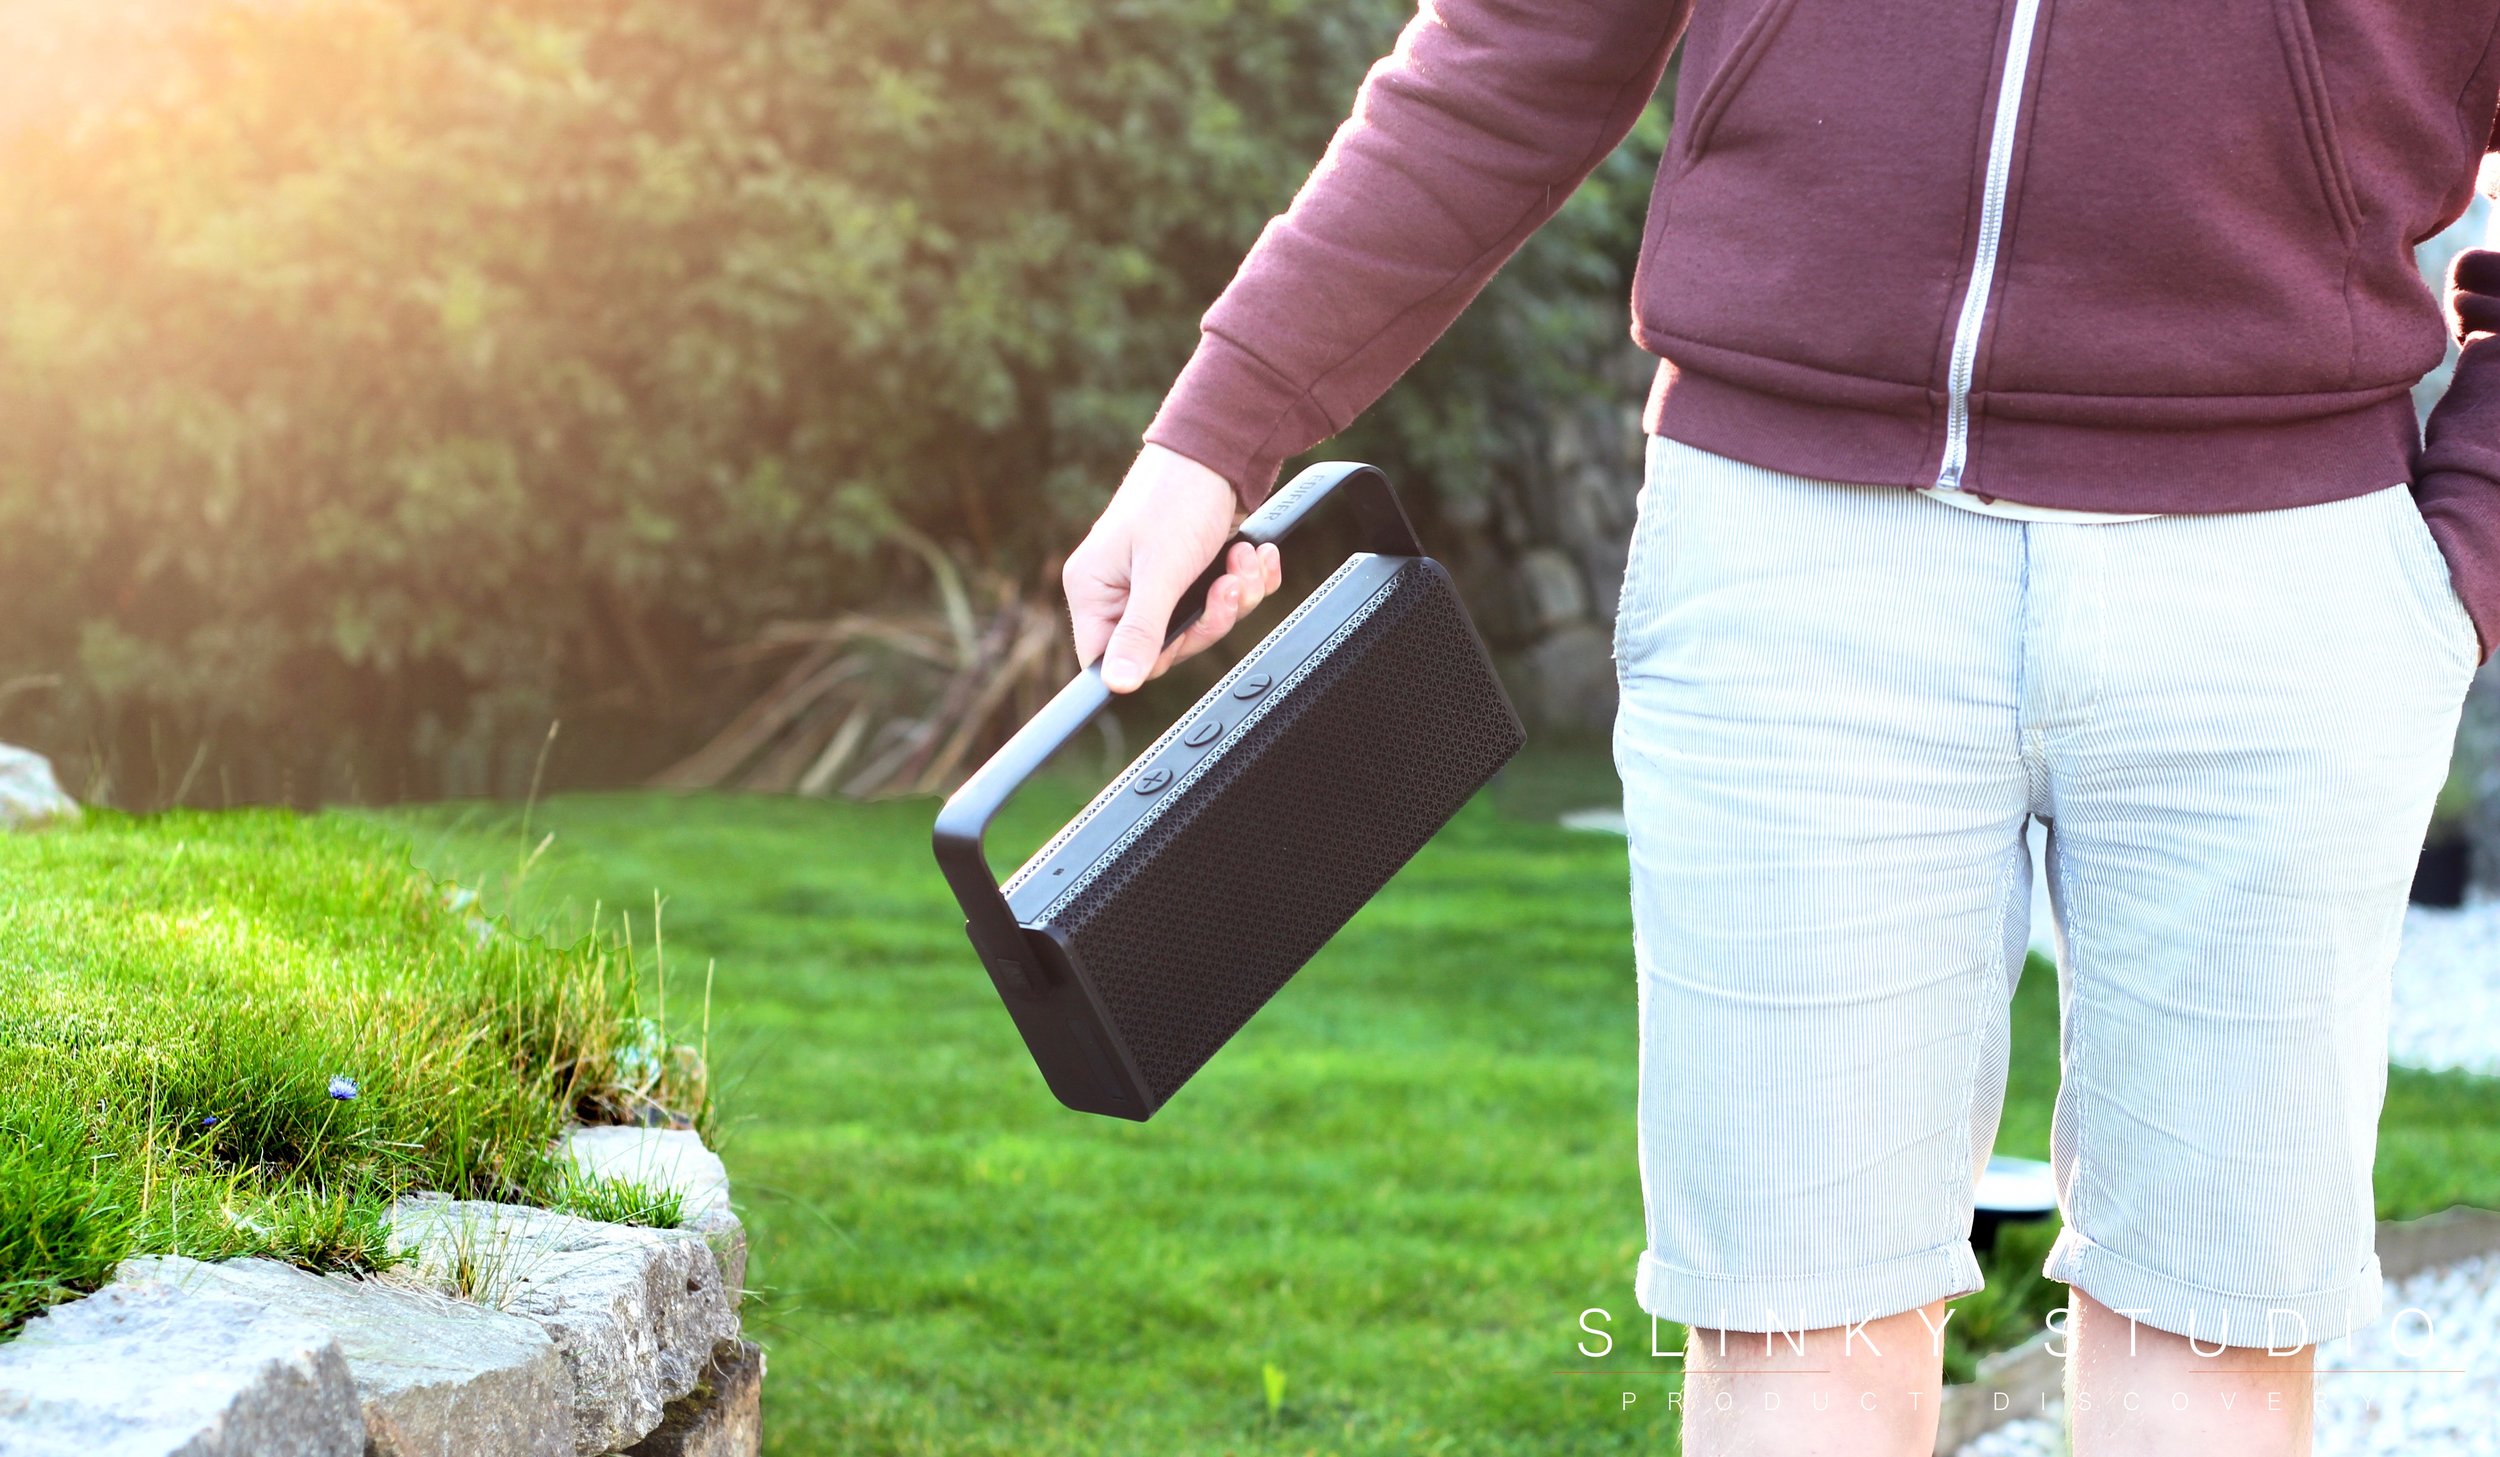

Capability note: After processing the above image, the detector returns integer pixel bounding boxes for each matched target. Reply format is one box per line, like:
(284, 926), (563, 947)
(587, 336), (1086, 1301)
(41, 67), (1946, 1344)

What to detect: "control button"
(1183, 718), (1224, 748)
(1132, 768), (1173, 795)
(1231, 674), (1273, 700)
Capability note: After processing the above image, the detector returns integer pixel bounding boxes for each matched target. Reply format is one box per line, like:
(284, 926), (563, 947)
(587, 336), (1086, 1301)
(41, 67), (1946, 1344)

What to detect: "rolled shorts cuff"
(1635, 1240), (1985, 1334)
(2046, 1227), (2384, 1348)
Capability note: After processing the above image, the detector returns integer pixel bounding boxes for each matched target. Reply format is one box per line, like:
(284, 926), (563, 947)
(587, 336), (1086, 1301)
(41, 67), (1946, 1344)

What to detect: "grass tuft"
(554, 1171), (687, 1230)
(0, 809), (709, 1339)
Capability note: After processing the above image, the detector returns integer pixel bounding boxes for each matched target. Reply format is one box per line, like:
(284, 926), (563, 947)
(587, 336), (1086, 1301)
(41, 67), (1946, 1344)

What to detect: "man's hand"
(1064, 444), (1285, 693)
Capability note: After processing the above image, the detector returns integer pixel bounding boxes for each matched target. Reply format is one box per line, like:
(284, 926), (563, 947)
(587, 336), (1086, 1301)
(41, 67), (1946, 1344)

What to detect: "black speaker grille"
(1047, 560), (1523, 1105)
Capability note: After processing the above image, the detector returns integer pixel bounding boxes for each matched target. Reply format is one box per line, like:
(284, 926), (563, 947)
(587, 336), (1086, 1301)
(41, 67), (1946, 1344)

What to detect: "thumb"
(1101, 554), (1193, 693)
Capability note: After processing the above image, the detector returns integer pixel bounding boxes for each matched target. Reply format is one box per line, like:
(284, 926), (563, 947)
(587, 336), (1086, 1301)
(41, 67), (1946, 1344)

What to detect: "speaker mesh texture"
(1048, 560), (1523, 1105)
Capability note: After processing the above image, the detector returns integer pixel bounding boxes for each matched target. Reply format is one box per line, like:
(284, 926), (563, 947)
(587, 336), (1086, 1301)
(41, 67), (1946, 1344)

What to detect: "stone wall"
(0, 1127), (759, 1457)
(1453, 345), (1652, 742)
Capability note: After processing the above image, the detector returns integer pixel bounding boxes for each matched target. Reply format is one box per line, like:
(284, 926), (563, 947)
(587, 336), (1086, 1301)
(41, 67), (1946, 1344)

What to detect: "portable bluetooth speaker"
(932, 462), (1525, 1119)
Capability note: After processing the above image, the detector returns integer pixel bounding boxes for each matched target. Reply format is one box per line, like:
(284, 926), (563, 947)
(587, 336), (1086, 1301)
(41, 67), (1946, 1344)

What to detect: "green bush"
(0, 0), (1658, 803)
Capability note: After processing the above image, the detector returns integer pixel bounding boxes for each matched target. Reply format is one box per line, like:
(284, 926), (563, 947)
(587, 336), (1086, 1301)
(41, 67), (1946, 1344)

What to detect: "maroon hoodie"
(1143, 0), (2500, 661)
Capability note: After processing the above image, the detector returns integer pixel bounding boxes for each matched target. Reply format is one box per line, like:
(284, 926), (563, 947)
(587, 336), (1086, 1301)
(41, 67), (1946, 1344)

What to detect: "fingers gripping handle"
(931, 462), (1415, 993)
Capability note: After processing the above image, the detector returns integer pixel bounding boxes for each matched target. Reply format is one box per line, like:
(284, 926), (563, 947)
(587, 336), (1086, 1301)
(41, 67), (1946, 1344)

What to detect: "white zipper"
(1935, 0), (2048, 493)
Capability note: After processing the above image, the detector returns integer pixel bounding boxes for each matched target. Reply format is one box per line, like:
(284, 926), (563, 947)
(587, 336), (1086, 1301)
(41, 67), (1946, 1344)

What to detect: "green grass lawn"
(0, 811), (698, 1336)
(390, 758), (2500, 1456)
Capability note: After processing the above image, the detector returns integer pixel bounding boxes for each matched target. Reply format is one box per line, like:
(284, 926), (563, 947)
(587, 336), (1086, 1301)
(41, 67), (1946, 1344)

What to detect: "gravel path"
(1956, 1415), (2063, 1457)
(2314, 1254), (2500, 1452)
(2391, 898), (2500, 1076)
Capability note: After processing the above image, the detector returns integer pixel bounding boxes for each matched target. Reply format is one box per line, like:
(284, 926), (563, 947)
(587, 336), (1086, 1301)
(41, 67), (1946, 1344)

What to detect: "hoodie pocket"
(1675, 0), (1807, 166)
(2273, 0), (2362, 242)
(1634, 0), (2000, 389)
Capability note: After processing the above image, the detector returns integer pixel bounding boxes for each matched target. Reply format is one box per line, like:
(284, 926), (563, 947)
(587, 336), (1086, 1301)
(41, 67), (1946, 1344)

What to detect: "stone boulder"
(564, 1125), (747, 1299)
(0, 743), (78, 830)
(387, 1196), (739, 1454)
(120, 1255), (573, 1457)
(622, 1341), (765, 1457)
(1499, 622), (1619, 739)
(0, 1273), (364, 1456)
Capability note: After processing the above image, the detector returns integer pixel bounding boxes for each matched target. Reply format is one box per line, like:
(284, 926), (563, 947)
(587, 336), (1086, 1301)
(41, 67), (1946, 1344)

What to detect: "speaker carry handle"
(932, 461), (1421, 996)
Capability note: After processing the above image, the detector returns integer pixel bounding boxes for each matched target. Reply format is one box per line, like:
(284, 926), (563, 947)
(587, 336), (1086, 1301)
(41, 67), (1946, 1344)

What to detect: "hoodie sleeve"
(1143, 0), (1693, 504)
(2414, 245), (2500, 663)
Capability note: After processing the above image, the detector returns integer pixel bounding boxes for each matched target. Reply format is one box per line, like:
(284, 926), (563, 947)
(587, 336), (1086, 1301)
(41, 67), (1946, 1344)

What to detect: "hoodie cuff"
(1143, 333), (1340, 509)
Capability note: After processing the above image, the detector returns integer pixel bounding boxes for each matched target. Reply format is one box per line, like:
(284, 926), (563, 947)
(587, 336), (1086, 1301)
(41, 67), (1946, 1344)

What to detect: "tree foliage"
(0, 0), (1658, 801)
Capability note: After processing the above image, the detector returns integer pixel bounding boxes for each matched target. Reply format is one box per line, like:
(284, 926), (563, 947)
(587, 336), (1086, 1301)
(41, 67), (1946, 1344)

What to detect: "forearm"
(1148, 0), (1691, 503)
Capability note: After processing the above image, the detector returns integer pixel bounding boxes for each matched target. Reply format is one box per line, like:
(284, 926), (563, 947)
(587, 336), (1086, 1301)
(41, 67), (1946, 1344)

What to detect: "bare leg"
(2067, 1286), (2313, 1456)
(1681, 1297), (1950, 1456)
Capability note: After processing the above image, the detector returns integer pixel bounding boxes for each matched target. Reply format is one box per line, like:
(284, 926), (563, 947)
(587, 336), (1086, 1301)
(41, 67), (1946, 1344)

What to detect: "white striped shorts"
(1612, 438), (2480, 1347)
